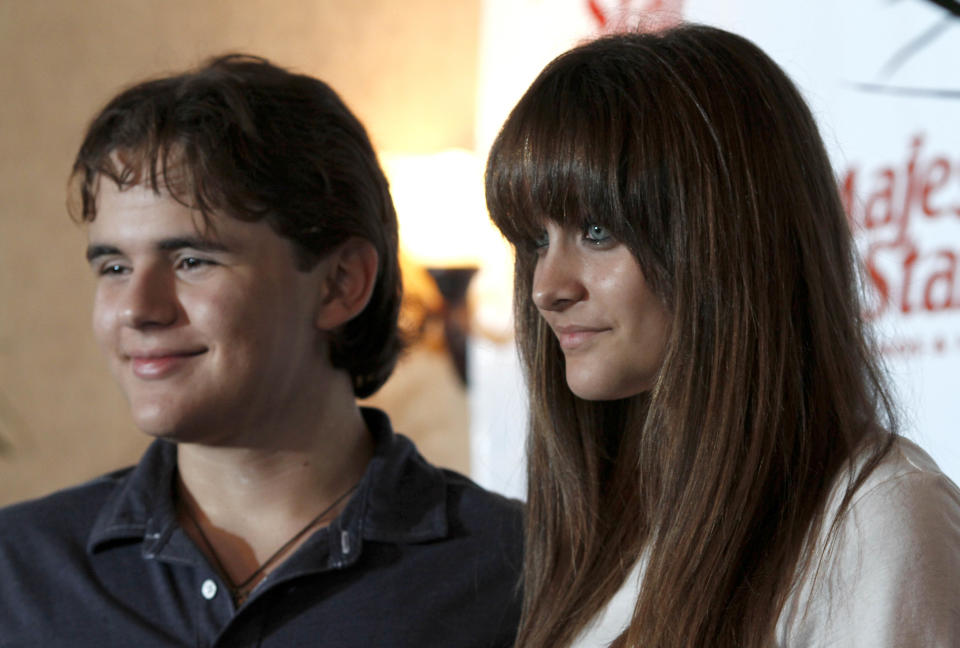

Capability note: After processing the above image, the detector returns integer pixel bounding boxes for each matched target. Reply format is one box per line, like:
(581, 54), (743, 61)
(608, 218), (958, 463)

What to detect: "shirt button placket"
(201, 579), (218, 600)
(195, 573), (234, 646)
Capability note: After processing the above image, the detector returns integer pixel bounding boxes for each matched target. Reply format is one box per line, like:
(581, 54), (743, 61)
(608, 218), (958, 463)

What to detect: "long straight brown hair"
(485, 25), (896, 648)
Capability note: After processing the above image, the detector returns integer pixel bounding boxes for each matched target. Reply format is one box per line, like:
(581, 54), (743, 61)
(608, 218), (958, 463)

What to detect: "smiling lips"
(128, 349), (207, 379)
(552, 325), (610, 350)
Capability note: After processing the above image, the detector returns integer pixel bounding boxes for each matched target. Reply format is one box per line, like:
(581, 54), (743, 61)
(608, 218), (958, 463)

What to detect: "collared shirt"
(0, 408), (523, 647)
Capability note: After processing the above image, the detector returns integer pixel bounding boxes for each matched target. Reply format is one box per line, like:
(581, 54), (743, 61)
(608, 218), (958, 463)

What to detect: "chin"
(131, 414), (180, 439)
(127, 399), (187, 439)
(567, 380), (623, 402)
(565, 370), (650, 402)
(569, 386), (628, 401)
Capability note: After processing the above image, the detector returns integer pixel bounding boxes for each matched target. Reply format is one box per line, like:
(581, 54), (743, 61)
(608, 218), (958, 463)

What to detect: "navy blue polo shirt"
(0, 408), (523, 647)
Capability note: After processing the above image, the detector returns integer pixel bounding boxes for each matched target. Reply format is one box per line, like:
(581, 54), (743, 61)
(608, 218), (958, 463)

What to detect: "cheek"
(188, 282), (280, 348)
(187, 290), (246, 338)
(90, 289), (116, 349)
(615, 270), (670, 367)
(628, 300), (670, 377)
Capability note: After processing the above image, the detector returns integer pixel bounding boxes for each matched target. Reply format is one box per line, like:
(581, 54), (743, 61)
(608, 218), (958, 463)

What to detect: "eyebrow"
(85, 236), (230, 263)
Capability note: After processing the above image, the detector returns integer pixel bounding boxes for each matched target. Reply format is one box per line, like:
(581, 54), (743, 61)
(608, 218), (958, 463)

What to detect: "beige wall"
(0, 0), (479, 505)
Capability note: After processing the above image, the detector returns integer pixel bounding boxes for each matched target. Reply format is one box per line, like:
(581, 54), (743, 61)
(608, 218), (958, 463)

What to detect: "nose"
(118, 264), (179, 329)
(532, 243), (586, 312)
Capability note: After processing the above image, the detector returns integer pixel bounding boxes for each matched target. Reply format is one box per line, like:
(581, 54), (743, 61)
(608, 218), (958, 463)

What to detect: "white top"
(572, 437), (960, 647)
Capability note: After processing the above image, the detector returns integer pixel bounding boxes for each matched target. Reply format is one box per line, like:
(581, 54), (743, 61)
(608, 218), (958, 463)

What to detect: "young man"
(0, 55), (522, 646)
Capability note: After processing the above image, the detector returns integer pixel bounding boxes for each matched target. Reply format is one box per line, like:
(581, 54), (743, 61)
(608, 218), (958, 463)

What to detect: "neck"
(177, 367), (372, 511)
(175, 389), (374, 602)
(178, 410), (371, 515)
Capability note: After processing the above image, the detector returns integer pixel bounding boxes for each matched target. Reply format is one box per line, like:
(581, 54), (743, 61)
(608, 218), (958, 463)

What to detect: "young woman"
(485, 24), (960, 648)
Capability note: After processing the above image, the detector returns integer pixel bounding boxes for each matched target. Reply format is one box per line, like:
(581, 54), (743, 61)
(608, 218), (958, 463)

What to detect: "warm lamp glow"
(381, 149), (515, 338)
(380, 149), (496, 267)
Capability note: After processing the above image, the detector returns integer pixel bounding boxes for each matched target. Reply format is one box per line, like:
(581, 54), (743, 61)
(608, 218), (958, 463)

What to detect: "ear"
(314, 237), (379, 331)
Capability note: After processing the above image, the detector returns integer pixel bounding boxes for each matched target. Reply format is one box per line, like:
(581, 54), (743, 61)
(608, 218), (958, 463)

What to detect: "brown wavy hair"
(70, 54), (402, 398)
(485, 25), (896, 648)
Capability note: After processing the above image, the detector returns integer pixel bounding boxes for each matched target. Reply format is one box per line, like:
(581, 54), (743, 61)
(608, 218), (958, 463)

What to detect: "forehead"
(86, 179), (290, 260)
(88, 179), (209, 240)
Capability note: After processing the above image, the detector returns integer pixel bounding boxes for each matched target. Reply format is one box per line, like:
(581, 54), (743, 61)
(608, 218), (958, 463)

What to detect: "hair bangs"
(70, 71), (269, 228)
(486, 70), (639, 255)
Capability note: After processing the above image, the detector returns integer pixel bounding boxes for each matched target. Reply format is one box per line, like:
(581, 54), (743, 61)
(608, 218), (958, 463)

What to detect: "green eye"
(533, 229), (550, 249)
(584, 224), (611, 243)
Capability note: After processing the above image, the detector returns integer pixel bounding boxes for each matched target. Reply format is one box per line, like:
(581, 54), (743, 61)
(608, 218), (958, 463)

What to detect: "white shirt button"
(201, 579), (218, 600)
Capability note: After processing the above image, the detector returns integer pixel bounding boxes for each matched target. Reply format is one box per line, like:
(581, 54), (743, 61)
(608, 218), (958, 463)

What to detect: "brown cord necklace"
(183, 482), (359, 606)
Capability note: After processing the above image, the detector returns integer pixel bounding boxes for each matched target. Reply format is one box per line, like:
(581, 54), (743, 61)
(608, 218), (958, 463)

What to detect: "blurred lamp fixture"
(425, 267), (478, 383)
(382, 149), (514, 384)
